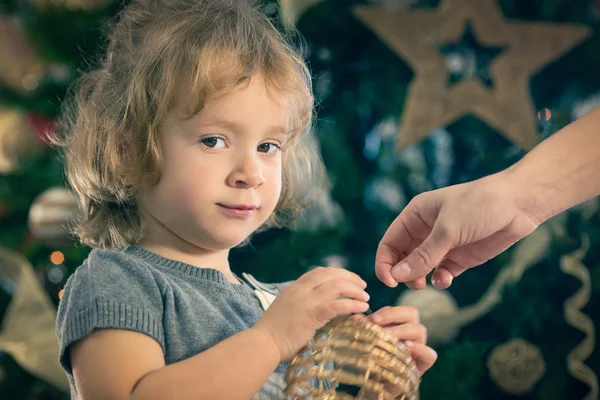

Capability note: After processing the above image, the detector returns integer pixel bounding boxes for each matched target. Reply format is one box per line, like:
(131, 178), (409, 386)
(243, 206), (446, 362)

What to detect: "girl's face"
(140, 76), (288, 251)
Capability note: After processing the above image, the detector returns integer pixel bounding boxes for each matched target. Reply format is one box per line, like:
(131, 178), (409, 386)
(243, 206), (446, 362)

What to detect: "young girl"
(55, 0), (437, 399)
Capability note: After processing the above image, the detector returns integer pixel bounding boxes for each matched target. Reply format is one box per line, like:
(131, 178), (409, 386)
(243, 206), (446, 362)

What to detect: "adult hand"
(375, 173), (540, 290)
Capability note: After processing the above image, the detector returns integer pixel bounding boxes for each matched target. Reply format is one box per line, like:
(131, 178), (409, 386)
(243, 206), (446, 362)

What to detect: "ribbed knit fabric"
(55, 246), (290, 399)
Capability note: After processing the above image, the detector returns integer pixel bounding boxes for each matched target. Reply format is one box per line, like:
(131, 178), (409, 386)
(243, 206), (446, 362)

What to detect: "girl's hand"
(354, 306), (437, 374)
(353, 306), (437, 398)
(253, 267), (370, 362)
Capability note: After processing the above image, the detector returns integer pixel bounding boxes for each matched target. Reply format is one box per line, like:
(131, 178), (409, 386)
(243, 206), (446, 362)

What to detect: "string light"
(50, 251), (64, 265)
(537, 108), (552, 121)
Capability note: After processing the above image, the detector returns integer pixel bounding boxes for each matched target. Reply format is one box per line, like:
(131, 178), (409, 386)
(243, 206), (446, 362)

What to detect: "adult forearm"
(131, 327), (280, 400)
(506, 106), (600, 223)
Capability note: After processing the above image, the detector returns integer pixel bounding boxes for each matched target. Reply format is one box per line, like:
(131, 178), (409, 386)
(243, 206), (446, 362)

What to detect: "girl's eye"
(257, 142), (281, 154)
(201, 137), (226, 149)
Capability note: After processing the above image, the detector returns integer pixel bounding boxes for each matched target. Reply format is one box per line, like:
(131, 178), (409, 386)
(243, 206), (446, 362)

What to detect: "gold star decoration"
(353, 0), (591, 151)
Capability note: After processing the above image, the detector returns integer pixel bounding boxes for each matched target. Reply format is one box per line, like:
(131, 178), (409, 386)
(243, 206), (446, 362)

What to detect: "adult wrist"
(500, 162), (553, 225)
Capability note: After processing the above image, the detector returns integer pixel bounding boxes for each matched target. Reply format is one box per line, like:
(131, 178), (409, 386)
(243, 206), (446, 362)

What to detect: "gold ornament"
(285, 316), (419, 400)
(0, 244), (69, 391)
(396, 286), (459, 346)
(487, 338), (545, 395)
(560, 235), (598, 400)
(0, 18), (46, 95)
(279, 0), (323, 29)
(29, 0), (113, 11)
(28, 187), (77, 247)
(0, 108), (46, 174)
(353, 0), (591, 150)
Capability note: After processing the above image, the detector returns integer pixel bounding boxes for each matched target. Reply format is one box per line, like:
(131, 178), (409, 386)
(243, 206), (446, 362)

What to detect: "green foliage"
(420, 339), (493, 400)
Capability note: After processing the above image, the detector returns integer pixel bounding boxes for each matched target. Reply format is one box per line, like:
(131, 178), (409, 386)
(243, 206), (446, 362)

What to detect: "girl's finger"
(384, 323), (427, 344)
(349, 313), (367, 321)
(369, 306), (420, 326)
(313, 279), (370, 303)
(405, 341), (437, 374)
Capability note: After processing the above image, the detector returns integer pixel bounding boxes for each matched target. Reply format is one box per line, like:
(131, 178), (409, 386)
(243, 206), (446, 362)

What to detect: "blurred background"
(0, 0), (599, 399)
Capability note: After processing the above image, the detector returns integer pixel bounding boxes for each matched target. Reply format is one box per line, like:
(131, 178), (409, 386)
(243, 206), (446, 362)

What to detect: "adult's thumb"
(390, 225), (453, 283)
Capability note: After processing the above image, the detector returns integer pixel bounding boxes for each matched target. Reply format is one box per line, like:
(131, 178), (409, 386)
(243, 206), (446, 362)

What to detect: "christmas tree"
(0, 0), (598, 399)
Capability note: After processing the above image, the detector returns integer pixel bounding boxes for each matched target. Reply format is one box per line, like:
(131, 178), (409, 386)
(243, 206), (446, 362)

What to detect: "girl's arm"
(71, 325), (279, 400)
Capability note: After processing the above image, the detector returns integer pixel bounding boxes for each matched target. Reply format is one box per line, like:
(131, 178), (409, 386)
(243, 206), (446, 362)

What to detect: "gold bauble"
(279, 0), (323, 29)
(487, 338), (545, 395)
(285, 316), (420, 400)
(29, 0), (113, 11)
(0, 18), (46, 95)
(395, 286), (459, 346)
(0, 108), (45, 174)
(28, 187), (77, 247)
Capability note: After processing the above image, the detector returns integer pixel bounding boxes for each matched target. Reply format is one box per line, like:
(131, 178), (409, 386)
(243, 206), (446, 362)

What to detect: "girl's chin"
(194, 234), (253, 251)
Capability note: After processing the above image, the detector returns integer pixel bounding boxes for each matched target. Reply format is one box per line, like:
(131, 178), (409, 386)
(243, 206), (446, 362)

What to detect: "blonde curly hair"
(55, 0), (325, 250)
